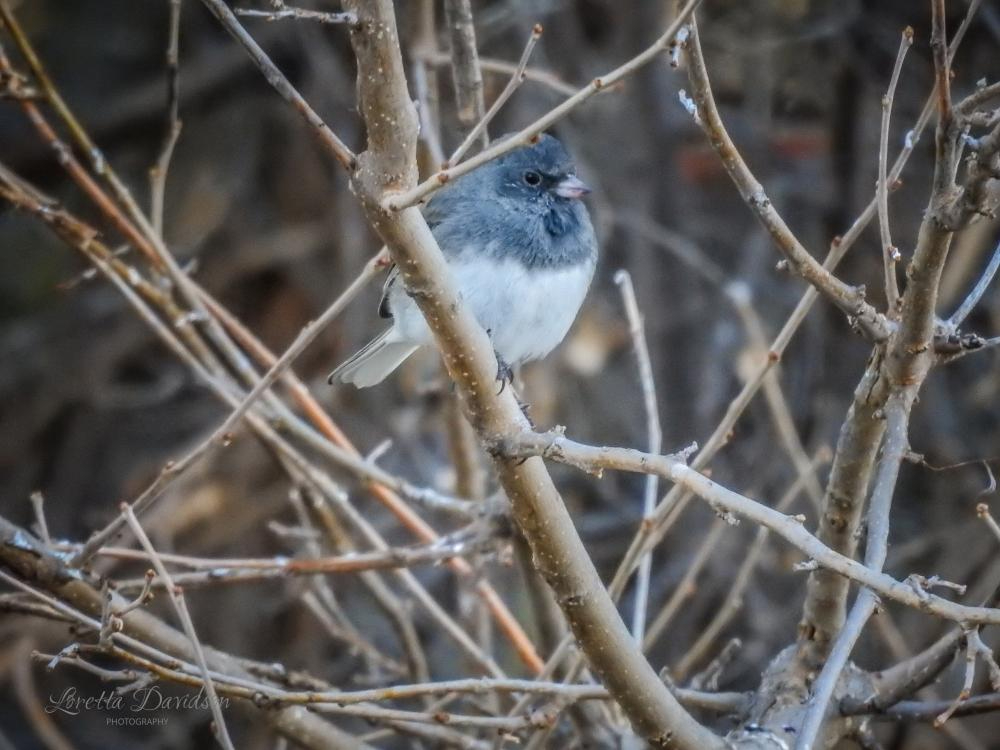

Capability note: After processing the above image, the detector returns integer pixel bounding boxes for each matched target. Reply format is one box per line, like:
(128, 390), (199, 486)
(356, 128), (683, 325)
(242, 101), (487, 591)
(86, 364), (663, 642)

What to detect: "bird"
(329, 134), (597, 389)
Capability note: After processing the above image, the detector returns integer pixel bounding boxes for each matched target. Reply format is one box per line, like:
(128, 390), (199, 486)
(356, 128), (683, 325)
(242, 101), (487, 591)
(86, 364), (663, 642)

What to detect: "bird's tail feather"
(328, 330), (418, 388)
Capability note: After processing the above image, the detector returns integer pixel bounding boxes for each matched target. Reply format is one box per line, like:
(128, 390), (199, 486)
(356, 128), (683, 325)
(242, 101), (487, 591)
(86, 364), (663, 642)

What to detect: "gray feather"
(328, 330), (418, 388)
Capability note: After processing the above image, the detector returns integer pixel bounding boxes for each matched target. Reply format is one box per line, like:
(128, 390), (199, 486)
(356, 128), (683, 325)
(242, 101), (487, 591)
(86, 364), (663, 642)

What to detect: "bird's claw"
(495, 355), (514, 395)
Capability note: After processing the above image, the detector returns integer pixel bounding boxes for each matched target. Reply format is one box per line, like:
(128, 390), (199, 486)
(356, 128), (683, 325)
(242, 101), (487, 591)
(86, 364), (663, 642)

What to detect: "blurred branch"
(1, 0), (544, 675)
(727, 283), (825, 510)
(419, 49), (577, 97)
(235, 2), (356, 25)
(0, 161), (522, 680)
(0, 517), (373, 750)
(149, 0), (183, 237)
(668, 450), (831, 678)
(81, 538), (491, 591)
(443, 0), (486, 138)
(949, 237), (1000, 326)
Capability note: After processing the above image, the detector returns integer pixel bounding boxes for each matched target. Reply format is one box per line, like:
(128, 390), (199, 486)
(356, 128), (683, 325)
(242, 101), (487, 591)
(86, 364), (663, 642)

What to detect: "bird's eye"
(522, 170), (542, 186)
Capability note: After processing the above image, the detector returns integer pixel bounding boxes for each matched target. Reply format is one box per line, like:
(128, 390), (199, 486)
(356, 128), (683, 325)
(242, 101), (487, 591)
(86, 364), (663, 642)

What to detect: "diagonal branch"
(339, 2), (723, 747)
(682, 17), (889, 341)
(198, 0), (356, 170)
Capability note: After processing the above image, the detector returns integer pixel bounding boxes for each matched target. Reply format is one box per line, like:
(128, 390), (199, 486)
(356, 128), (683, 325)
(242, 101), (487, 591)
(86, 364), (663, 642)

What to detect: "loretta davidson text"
(45, 686), (230, 716)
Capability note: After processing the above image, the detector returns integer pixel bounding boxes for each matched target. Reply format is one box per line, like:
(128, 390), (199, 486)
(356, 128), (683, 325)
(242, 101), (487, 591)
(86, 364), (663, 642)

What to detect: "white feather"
(389, 254), (595, 365)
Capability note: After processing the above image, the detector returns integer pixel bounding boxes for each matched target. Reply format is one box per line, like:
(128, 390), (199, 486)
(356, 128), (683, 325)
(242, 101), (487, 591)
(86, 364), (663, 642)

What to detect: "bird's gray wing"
(378, 184), (466, 319)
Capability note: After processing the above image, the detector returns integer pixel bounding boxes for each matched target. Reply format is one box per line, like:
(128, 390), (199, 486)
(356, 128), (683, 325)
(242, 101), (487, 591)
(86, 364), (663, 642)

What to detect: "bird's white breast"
(388, 252), (595, 366)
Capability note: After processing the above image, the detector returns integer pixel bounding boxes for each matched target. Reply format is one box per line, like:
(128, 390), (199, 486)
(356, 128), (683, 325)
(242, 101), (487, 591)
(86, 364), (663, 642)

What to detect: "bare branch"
(796, 394), (915, 749)
(418, 49), (577, 97)
(384, 0), (703, 210)
(340, 2), (721, 746)
(492, 430), (1000, 627)
(683, 17), (889, 341)
(198, 0), (356, 170)
(121, 506), (235, 750)
(877, 27), (913, 313)
(615, 270), (663, 645)
(949, 237), (1000, 326)
(443, 0), (486, 139)
(0, 518), (370, 749)
(448, 24), (543, 165)
(149, 0), (183, 237)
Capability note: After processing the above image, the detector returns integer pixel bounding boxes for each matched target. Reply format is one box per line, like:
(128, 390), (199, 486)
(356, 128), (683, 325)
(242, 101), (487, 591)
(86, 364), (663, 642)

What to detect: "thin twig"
(149, 0), (183, 237)
(978, 501), (1000, 546)
(727, 282), (825, 510)
(69, 255), (382, 566)
(28, 491), (50, 547)
(443, 0), (486, 142)
(419, 50), (577, 97)
(121, 505), (235, 750)
(109, 540), (486, 591)
(614, 270), (662, 645)
(683, 17), (889, 341)
(877, 27), (913, 313)
(668, 451), (830, 676)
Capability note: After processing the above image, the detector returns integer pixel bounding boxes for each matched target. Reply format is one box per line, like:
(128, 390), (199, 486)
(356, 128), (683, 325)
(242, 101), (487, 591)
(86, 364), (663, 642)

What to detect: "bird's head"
(493, 134), (590, 209)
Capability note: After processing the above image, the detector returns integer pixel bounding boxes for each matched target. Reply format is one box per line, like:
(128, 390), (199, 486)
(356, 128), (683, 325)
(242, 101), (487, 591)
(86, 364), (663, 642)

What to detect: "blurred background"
(1, 0), (999, 747)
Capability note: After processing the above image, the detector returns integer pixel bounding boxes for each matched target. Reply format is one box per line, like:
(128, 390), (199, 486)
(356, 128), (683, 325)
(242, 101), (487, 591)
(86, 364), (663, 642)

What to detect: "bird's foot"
(495, 354), (514, 395)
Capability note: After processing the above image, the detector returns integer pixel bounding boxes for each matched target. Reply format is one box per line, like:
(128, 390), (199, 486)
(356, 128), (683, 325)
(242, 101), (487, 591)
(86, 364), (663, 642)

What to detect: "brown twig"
(419, 49), (577, 97)
(149, 0), (183, 237)
(668, 452), (830, 677)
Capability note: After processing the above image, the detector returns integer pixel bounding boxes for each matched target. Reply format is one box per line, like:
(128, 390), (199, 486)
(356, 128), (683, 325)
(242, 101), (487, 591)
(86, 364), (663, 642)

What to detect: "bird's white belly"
(390, 256), (594, 365)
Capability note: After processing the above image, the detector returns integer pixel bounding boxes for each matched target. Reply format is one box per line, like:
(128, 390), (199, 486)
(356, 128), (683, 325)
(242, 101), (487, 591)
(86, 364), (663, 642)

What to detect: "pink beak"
(554, 174), (591, 199)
